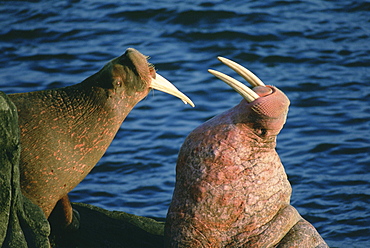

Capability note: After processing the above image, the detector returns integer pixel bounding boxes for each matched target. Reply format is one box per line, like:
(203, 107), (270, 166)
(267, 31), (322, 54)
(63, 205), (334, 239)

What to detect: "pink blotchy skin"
(165, 86), (328, 247)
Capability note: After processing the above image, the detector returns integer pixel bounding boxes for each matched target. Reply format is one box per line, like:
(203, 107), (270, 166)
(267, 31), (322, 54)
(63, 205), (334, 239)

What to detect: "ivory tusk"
(151, 73), (195, 107)
(217, 57), (265, 87)
(208, 69), (260, 103)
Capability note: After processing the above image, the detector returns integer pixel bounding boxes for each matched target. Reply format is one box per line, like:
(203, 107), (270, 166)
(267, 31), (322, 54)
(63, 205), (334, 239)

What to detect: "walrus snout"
(250, 85), (290, 119)
(248, 85), (290, 137)
(111, 48), (194, 106)
(125, 48), (194, 107)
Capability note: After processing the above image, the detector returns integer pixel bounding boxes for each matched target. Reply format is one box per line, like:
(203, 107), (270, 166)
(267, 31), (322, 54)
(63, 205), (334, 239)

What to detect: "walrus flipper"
(48, 195), (80, 231)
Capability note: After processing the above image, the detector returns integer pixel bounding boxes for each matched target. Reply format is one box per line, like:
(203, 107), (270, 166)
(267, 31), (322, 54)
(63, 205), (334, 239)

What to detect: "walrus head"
(86, 48), (194, 107)
(208, 57), (290, 137)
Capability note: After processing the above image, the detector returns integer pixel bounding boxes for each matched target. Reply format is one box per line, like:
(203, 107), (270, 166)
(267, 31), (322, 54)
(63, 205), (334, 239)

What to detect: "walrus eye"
(115, 79), (122, 87)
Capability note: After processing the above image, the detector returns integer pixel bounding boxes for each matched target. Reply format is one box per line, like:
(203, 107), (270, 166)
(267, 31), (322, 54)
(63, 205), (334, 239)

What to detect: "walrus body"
(8, 48), (194, 226)
(165, 58), (327, 247)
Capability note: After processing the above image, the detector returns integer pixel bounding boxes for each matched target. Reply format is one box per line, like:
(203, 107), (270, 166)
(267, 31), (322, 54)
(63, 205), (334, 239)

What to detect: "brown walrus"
(8, 48), (194, 228)
(165, 57), (328, 247)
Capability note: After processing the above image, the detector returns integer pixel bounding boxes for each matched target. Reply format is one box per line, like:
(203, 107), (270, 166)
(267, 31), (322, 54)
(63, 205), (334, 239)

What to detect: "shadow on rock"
(49, 203), (164, 248)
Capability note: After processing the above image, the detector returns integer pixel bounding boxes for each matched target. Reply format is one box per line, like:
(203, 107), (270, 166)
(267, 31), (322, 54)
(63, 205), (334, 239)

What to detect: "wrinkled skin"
(8, 48), (158, 228)
(165, 85), (328, 247)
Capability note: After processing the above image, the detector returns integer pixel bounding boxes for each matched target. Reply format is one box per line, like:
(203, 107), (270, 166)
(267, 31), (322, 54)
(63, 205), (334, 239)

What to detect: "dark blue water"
(1, 1), (369, 247)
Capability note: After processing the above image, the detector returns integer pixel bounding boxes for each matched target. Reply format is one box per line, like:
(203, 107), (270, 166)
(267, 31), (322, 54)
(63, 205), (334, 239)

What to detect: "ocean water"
(1, 0), (369, 247)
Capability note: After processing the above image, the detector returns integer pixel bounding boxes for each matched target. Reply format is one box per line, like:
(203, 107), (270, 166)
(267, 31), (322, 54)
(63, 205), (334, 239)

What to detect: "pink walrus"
(165, 57), (328, 247)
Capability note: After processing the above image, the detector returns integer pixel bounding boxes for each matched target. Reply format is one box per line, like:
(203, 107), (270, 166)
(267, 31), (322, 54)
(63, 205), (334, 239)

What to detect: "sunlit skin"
(165, 57), (328, 247)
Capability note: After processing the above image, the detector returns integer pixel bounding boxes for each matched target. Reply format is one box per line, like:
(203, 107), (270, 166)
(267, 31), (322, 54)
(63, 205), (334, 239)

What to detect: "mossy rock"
(0, 91), (50, 248)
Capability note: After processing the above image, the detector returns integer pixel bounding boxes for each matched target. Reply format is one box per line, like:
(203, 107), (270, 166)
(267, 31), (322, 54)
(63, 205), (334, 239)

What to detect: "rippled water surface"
(1, 1), (369, 247)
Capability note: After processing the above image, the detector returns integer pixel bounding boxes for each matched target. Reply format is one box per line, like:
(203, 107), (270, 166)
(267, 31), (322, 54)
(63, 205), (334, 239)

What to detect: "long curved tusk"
(208, 69), (260, 103)
(150, 73), (195, 107)
(217, 57), (265, 87)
